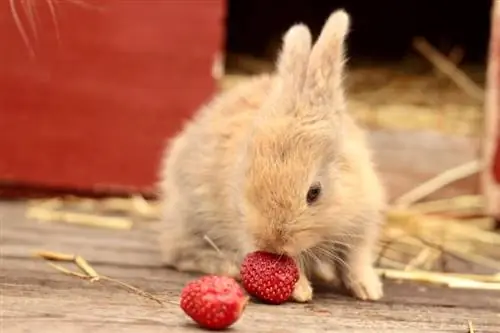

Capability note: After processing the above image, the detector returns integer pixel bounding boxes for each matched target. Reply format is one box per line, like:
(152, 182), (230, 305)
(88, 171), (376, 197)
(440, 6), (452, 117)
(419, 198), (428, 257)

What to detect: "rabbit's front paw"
(341, 264), (383, 301)
(291, 273), (313, 303)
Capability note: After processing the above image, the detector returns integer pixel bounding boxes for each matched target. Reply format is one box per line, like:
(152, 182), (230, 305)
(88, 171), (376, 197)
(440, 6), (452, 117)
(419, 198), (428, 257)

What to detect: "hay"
(412, 37), (484, 101)
(36, 250), (167, 305)
(375, 199), (500, 290)
(27, 205), (133, 230)
(378, 269), (500, 290)
(380, 207), (500, 272)
(26, 195), (160, 230)
(468, 320), (476, 333)
(393, 161), (482, 207)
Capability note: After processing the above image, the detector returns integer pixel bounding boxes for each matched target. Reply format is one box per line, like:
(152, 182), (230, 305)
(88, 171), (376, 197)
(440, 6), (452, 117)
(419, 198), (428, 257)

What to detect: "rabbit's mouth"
(251, 230), (322, 259)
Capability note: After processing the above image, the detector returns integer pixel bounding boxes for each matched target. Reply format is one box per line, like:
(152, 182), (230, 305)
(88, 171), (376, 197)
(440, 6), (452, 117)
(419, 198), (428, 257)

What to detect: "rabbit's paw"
(161, 242), (241, 280)
(291, 273), (313, 303)
(177, 253), (240, 279)
(341, 263), (383, 301)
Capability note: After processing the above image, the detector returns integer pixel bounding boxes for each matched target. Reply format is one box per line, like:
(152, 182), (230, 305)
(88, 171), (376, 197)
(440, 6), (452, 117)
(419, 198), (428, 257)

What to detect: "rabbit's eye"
(306, 182), (322, 205)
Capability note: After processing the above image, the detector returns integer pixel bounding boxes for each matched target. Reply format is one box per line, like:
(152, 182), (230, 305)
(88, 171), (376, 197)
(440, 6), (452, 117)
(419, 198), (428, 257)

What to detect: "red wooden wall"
(0, 0), (225, 197)
(483, 0), (500, 220)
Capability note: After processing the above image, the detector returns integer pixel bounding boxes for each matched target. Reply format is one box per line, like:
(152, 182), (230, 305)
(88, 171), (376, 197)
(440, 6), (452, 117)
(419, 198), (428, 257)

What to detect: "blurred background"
(0, 0), (498, 223)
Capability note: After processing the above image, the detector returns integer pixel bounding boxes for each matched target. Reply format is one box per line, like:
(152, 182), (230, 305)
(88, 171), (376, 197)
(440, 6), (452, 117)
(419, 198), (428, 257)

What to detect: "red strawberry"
(240, 251), (299, 304)
(180, 275), (248, 330)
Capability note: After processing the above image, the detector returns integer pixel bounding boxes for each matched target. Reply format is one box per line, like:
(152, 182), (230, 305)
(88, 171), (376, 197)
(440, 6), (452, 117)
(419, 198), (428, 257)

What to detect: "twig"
(27, 206), (133, 230)
(36, 250), (167, 305)
(412, 232), (500, 272)
(413, 37), (484, 101)
(378, 268), (500, 290)
(468, 320), (475, 333)
(28, 195), (160, 221)
(130, 195), (159, 219)
(75, 256), (99, 281)
(444, 247), (500, 271)
(393, 160), (481, 207)
(433, 46), (464, 79)
(46, 261), (89, 279)
(404, 247), (436, 271)
(375, 237), (398, 267)
(408, 195), (483, 214)
(36, 250), (75, 261)
(446, 272), (500, 283)
(98, 275), (174, 305)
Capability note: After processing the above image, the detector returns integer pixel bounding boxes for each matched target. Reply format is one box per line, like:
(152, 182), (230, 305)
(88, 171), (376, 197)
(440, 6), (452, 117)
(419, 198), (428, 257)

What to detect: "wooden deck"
(1, 201), (500, 333)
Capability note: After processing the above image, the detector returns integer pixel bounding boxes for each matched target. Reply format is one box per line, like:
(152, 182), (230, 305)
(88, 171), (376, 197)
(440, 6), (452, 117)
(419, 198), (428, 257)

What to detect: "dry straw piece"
(468, 320), (475, 333)
(27, 204), (133, 230)
(379, 207), (500, 275)
(393, 161), (482, 207)
(26, 194), (161, 230)
(36, 250), (168, 305)
(378, 269), (500, 290)
(412, 37), (485, 101)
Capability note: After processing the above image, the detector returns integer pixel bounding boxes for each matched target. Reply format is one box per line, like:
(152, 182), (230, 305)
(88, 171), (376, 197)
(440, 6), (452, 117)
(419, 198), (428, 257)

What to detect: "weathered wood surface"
(483, 0), (500, 220)
(368, 129), (479, 202)
(1, 201), (500, 333)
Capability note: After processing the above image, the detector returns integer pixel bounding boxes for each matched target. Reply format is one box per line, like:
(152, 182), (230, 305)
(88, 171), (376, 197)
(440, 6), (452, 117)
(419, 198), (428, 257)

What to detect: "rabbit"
(157, 9), (387, 303)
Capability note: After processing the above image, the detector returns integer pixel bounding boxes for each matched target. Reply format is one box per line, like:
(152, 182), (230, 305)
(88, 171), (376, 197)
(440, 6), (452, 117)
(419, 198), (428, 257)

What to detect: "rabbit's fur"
(157, 10), (387, 302)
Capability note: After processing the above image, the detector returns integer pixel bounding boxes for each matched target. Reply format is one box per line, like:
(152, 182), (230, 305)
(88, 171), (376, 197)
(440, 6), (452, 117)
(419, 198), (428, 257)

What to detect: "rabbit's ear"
(275, 24), (312, 105)
(304, 10), (350, 110)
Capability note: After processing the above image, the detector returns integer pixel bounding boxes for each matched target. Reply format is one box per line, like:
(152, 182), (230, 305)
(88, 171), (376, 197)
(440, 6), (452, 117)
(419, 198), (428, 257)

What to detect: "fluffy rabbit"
(157, 9), (387, 302)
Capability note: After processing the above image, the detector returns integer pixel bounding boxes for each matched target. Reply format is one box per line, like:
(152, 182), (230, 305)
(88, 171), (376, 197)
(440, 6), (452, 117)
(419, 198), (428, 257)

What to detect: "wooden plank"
(1, 201), (500, 332)
(2, 257), (500, 333)
(368, 129), (479, 202)
(0, 202), (160, 267)
(483, 0), (500, 220)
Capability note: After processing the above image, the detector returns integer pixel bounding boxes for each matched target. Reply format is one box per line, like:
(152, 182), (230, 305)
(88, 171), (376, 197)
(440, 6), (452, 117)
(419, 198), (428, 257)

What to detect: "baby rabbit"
(157, 9), (387, 302)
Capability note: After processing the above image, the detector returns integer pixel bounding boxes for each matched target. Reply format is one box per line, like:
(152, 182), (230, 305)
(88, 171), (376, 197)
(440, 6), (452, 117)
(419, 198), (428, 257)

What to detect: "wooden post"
(482, 0), (500, 226)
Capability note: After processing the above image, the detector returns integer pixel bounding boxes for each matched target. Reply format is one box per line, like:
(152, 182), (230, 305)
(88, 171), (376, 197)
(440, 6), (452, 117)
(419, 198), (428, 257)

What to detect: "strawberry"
(180, 275), (248, 330)
(240, 251), (299, 304)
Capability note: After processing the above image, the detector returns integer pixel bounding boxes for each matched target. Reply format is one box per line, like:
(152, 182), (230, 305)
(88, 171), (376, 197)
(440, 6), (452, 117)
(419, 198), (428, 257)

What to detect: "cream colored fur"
(157, 9), (387, 302)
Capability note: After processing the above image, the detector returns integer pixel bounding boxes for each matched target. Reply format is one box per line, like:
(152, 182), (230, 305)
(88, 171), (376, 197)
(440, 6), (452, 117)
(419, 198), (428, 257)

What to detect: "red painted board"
(483, 0), (500, 220)
(0, 0), (225, 196)
(494, 132), (500, 183)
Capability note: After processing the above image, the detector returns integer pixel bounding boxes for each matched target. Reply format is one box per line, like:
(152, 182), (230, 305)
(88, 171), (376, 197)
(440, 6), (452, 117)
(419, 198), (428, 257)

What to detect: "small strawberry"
(240, 251), (299, 304)
(180, 275), (248, 330)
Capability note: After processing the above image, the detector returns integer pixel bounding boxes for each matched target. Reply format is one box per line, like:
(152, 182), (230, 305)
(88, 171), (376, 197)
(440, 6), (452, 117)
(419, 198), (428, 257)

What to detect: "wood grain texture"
(1, 201), (500, 333)
(368, 129), (480, 202)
